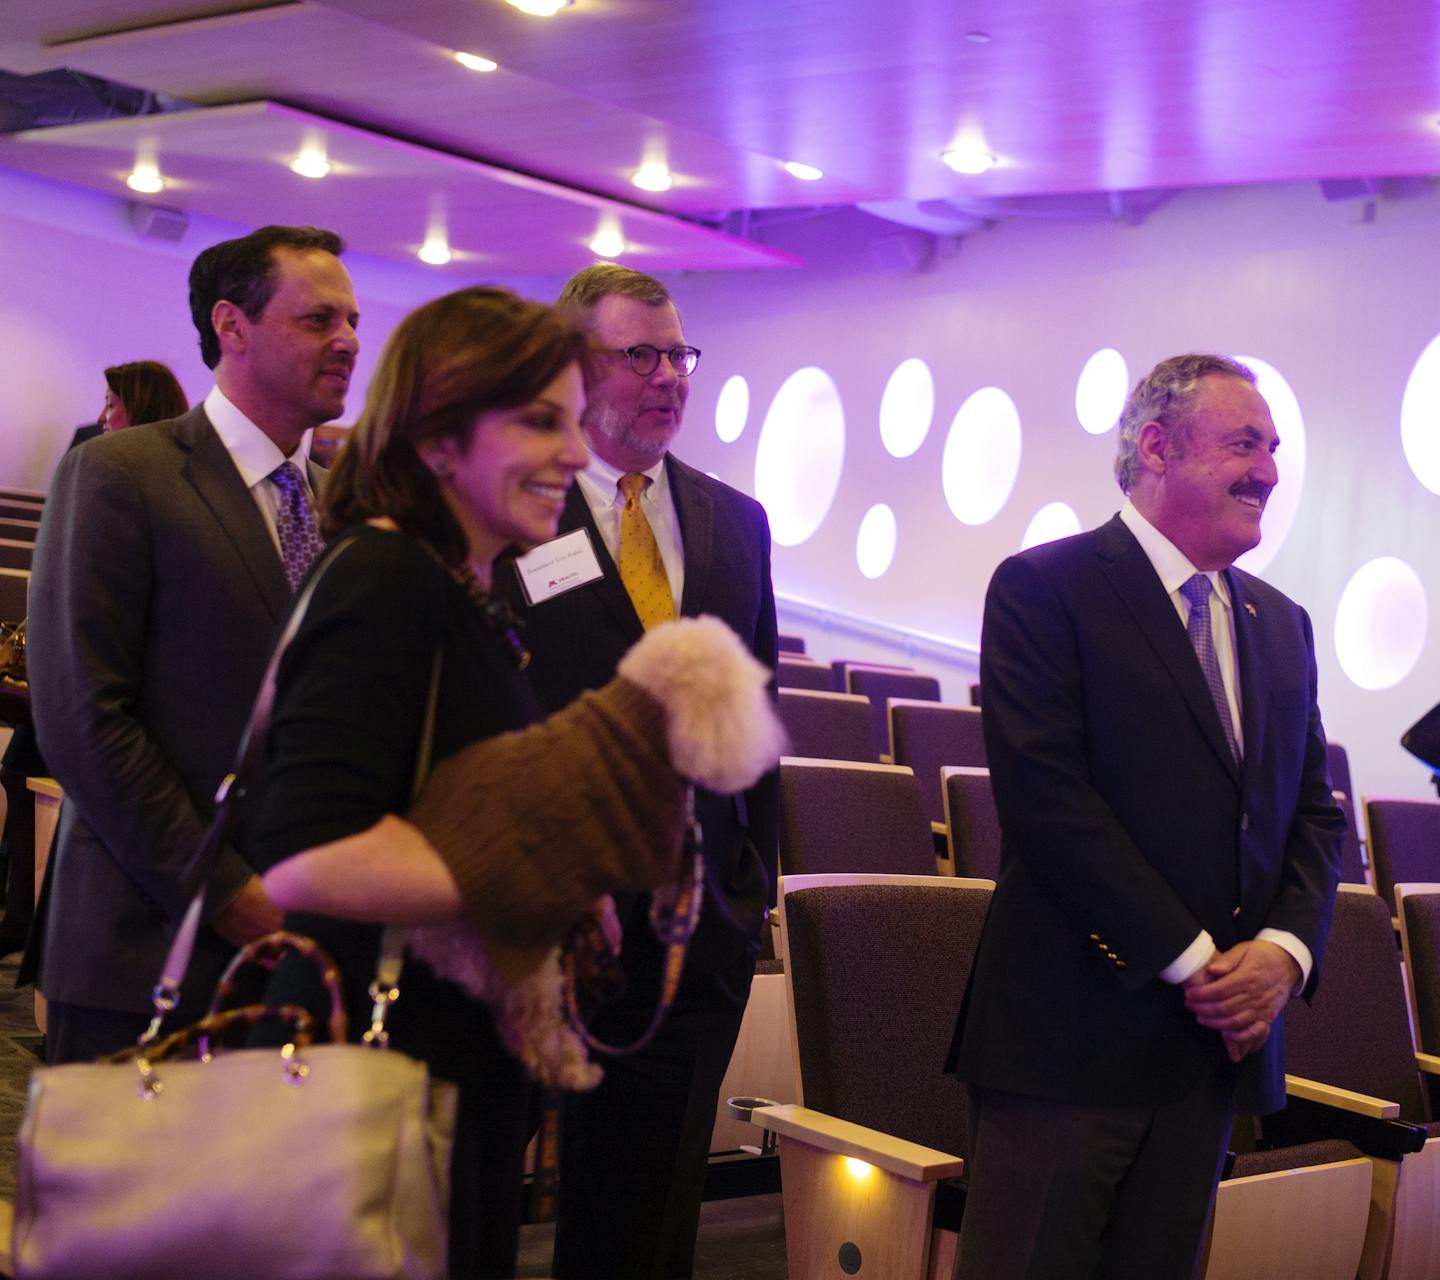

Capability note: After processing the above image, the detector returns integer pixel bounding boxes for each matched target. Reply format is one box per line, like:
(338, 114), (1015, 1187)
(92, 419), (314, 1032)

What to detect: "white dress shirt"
(575, 452), (685, 611)
(1118, 501), (1311, 990)
(204, 385), (315, 559)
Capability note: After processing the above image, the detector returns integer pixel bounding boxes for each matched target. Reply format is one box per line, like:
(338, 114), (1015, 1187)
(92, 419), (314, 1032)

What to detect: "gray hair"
(1113, 353), (1256, 493)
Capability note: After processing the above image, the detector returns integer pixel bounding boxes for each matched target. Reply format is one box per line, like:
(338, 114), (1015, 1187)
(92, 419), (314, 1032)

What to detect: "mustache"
(1229, 481), (1271, 500)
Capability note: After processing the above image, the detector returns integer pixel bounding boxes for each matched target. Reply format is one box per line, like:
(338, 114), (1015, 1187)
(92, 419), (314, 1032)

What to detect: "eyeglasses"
(609, 344), (702, 377)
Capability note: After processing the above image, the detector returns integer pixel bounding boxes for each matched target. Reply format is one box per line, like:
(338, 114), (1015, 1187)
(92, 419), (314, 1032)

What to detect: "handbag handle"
(204, 930), (348, 1044)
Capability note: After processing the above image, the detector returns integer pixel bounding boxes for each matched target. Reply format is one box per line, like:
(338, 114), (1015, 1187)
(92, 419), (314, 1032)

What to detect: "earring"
(431, 460), (453, 478)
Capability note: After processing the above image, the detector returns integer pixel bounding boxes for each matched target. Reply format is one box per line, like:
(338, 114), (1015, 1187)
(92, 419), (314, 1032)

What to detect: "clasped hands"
(1183, 940), (1300, 1063)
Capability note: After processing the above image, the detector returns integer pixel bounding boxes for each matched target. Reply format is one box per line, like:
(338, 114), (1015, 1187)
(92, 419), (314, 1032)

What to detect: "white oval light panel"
(1401, 331), (1440, 496)
(1075, 347), (1128, 435)
(879, 357), (934, 458)
(1334, 557), (1428, 691)
(1232, 355), (1306, 576)
(856, 504), (898, 579)
(754, 367), (846, 547)
(942, 386), (1022, 526)
(715, 374), (749, 443)
(1021, 501), (1082, 550)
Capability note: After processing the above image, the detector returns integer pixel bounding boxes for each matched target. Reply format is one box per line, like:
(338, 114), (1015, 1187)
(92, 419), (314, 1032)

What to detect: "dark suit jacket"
(27, 406), (319, 1013)
(950, 514), (1343, 1116)
(503, 455), (780, 976)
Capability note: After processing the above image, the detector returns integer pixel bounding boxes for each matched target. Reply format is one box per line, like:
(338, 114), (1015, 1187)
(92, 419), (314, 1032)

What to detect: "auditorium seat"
(750, 873), (992, 1279)
(940, 767), (1002, 881)
(777, 633), (806, 654)
(0, 520), (37, 545)
(1327, 741), (1355, 805)
(777, 690), (875, 763)
(1261, 886), (1436, 1280)
(842, 665), (942, 760)
(1396, 883), (1440, 1122)
(777, 656), (835, 692)
(890, 701), (986, 826)
(967, 681), (982, 708)
(1334, 793), (1372, 888)
(1364, 798), (1440, 920)
(779, 759), (936, 877)
(0, 539), (32, 572)
(0, 570), (28, 623)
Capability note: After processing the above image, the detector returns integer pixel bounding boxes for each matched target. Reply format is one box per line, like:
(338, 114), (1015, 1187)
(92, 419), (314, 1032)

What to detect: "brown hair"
(103, 360), (189, 426)
(557, 263), (673, 318)
(322, 286), (586, 566)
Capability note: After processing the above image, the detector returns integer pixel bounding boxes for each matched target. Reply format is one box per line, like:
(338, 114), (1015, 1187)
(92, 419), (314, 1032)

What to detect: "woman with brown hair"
(100, 359), (188, 432)
(246, 285), (781, 1277)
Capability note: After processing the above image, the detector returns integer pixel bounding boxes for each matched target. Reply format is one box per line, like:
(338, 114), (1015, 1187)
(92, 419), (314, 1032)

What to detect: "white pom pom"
(617, 615), (787, 791)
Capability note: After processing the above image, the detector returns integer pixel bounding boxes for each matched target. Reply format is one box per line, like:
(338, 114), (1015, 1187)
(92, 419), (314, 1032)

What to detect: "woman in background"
(99, 359), (188, 432)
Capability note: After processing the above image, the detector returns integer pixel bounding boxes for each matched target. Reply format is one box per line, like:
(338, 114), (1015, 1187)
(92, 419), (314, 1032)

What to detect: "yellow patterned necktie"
(617, 472), (676, 630)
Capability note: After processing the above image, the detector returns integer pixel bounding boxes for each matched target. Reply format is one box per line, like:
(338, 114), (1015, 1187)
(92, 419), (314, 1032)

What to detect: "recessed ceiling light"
(589, 226), (625, 258)
(290, 143), (330, 179)
(965, 30), (992, 43)
(941, 144), (998, 175)
(455, 51), (499, 72)
(506, 0), (573, 15)
(125, 162), (164, 194)
(418, 233), (452, 266)
(631, 162), (673, 193)
(783, 160), (823, 181)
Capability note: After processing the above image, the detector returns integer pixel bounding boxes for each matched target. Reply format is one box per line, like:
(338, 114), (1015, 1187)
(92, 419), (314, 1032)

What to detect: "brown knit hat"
(407, 676), (687, 985)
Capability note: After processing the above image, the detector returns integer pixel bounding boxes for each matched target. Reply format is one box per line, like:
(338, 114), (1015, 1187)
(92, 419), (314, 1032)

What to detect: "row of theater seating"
(727, 874), (1440, 1280)
(0, 490), (42, 625)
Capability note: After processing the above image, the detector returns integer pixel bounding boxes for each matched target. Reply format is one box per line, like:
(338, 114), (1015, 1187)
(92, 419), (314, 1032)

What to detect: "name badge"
(514, 527), (605, 604)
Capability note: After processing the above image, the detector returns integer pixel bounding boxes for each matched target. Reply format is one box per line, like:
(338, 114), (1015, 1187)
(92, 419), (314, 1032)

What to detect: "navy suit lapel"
(668, 456), (713, 618)
(558, 482), (645, 642)
(174, 408), (290, 622)
(1095, 517), (1241, 784)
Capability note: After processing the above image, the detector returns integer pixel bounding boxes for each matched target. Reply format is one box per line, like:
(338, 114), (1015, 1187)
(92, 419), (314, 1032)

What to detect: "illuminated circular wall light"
(455, 51), (499, 72)
(418, 233), (452, 266)
(126, 162), (164, 194)
(940, 144), (997, 175)
(715, 375), (749, 443)
(1400, 330), (1440, 496)
(1334, 557), (1428, 691)
(1074, 347), (1128, 435)
(631, 162), (673, 193)
(855, 504), (898, 579)
(589, 226), (625, 258)
(879, 357), (935, 458)
(754, 366), (845, 547)
(1021, 501), (1082, 550)
(289, 143), (330, 179)
(942, 386), (1022, 525)
(506, 0), (573, 15)
(1232, 355), (1306, 576)
(783, 160), (824, 181)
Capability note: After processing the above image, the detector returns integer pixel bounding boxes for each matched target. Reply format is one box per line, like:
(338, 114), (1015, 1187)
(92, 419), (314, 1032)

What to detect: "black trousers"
(954, 1057), (1235, 1280)
(552, 924), (755, 1280)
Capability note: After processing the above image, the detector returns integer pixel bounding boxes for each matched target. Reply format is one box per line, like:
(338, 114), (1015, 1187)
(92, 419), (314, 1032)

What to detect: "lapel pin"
(1243, 602), (1257, 617)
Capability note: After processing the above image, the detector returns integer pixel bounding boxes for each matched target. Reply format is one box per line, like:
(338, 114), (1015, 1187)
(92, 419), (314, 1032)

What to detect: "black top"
(248, 524), (539, 1069)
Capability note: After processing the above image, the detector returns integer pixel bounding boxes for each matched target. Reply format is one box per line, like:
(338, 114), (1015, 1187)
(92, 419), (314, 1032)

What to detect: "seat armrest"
(1285, 1074), (1399, 1119)
(1267, 1092), (1426, 1160)
(751, 1103), (965, 1182)
(1415, 1052), (1440, 1077)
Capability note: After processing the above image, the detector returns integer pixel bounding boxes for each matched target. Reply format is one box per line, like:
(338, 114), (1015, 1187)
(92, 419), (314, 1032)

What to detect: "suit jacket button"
(1115, 960), (1126, 969)
(1089, 933), (1101, 942)
(1107, 951), (1118, 960)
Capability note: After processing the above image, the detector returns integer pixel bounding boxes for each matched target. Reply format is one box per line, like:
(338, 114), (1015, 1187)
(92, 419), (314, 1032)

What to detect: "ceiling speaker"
(127, 200), (189, 243)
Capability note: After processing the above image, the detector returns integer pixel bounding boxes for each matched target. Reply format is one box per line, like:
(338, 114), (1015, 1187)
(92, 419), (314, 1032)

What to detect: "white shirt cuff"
(1256, 928), (1312, 993)
(1161, 930), (1215, 984)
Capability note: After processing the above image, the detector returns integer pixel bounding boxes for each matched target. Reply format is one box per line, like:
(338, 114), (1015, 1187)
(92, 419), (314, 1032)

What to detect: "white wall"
(3, 167), (1437, 803)
(666, 183), (1440, 804)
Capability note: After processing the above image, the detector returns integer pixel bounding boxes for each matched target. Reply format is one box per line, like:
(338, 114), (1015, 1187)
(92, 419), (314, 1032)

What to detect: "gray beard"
(584, 402), (674, 467)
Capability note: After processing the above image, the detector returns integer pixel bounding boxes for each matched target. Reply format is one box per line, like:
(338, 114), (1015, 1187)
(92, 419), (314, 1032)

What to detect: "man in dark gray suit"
(505, 264), (778, 1280)
(949, 354), (1344, 1279)
(27, 224), (359, 1063)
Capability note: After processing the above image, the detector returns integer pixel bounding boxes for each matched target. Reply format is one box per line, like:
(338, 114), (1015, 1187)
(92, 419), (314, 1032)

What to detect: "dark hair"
(323, 287), (587, 567)
(188, 225), (346, 369)
(103, 360), (189, 426)
(557, 263), (673, 318)
(1114, 353), (1257, 493)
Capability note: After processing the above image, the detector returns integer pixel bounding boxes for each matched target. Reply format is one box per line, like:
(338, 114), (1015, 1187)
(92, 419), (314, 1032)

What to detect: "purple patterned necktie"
(1180, 573), (1240, 762)
(269, 461), (324, 592)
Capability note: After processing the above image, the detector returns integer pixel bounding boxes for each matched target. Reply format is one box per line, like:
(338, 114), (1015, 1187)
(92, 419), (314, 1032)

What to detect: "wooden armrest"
(1285, 1074), (1400, 1119)
(931, 821), (948, 838)
(1415, 1052), (1440, 1077)
(751, 1103), (964, 1182)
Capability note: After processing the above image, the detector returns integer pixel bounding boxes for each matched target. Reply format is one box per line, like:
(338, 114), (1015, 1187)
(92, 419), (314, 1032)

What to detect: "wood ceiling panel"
(0, 100), (800, 274)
